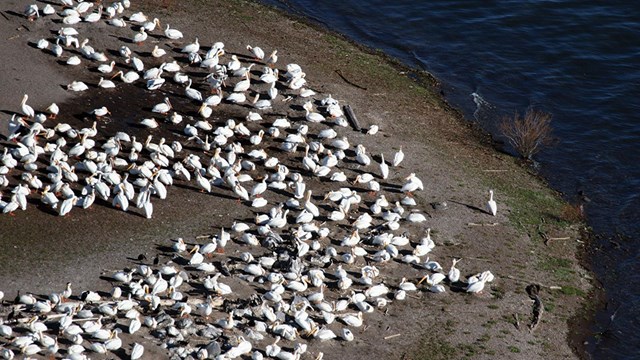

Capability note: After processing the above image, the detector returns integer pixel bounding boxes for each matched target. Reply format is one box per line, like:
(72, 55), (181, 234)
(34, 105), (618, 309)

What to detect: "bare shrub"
(500, 107), (554, 160)
(560, 203), (585, 223)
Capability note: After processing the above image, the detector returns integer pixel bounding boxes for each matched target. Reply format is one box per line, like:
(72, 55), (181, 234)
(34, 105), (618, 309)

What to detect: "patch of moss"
(560, 285), (586, 297)
(413, 336), (458, 360)
(539, 256), (576, 281)
(509, 346), (521, 353)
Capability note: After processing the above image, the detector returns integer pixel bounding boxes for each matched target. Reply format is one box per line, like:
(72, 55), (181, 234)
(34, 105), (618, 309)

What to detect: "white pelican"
(128, 11), (147, 23)
(151, 45), (167, 58)
(303, 101), (325, 123)
(247, 45), (265, 60)
(379, 153), (389, 179)
(84, 6), (102, 22)
(90, 106), (110, 117)
(185, 79), (202, 102)
(401, 173), (424, 193)
(97, 60), (115, 74)
(181, 37), (200, 53)
(112, 70), (140, 83)
(252, 94), (271, 110)
(233, 73), (251, 92)
(487, 190), (497, 216)
(393, 146), (404, 166)
(143, 18), (160, 31)
(98, 77), (116, 89)
(66, 56), (81, 65)
(20, 94), (34, 118)
(67, 81), (88, 91)
(109, 17), (126, 27)
(448, 258), (461, 283)
(131, 343), (144, 360)
(152, 97), (172, 114)
(132, 27), (147, 44)
(37, 38), (49, 49)
(267, 49), (278, 67)
(164, 24), (183, 39)
(466, 272), (491, 294)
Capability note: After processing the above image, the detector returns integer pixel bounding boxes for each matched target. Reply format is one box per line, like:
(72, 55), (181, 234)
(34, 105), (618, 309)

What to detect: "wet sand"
(0, 1), (592, 359)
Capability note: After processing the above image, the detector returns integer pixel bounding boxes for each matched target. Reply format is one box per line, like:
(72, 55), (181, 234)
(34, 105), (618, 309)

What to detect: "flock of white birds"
(0, 0), (498, 359)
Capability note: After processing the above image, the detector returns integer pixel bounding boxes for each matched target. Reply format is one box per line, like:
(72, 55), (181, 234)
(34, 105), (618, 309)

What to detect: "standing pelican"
(487, 190), (497, 216)
(20, 94), (34, 118)
(392, 146), (404, 167)
(379, 153), (389, 179)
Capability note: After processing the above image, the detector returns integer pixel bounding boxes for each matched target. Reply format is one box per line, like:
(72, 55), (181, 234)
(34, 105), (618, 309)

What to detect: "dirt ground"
(0, 0), (593, 359)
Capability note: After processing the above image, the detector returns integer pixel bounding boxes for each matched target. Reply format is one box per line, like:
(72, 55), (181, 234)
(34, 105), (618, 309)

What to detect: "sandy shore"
(0, 0), (593, 359)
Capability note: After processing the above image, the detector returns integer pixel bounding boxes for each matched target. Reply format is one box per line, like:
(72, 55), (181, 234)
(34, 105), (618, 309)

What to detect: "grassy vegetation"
(509, 345), (521, 353)
(322, 33), (442, 107)
(539, 256), (575, 282)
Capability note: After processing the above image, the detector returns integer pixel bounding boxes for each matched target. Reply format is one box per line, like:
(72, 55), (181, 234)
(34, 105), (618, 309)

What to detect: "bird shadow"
(448, 200), (489, 215)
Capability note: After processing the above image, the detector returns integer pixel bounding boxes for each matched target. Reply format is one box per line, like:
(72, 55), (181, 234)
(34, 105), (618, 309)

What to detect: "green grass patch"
(509, 346), (521, 353)
(539, 256), (575, 281)
(413, 336), (458, 360)
(560, 285), (586, 297)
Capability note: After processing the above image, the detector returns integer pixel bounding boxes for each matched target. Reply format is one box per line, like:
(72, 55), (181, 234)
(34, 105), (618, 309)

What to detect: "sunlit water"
(262, 0), (640, 358)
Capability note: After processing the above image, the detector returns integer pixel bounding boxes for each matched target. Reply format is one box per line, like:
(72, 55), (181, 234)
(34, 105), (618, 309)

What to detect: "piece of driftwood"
(343, 104), (361, 131)
(467, 222), (499, 227)
(526, 284), (544, 333)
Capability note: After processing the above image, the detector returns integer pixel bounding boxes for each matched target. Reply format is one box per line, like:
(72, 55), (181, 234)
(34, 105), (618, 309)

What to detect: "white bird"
(393, 146), (404, 167)
(152, 97), (172, 114)
(448, 258), (461, 283)
(131, 342), (144, 360)
(67, 81), (89, 91)
(379, 153), (389, 179)
(401, 173), (424, 194)
(164, 24), (183, 39)
(181, 37), (200, 53)
(487, 190), (497, 216)
(112, 70), (140, 84)
(132, 27), (147, 44)
(185, 79), (203, 102)
(247, 45), (264, 60)
(20, 94), (34, 118)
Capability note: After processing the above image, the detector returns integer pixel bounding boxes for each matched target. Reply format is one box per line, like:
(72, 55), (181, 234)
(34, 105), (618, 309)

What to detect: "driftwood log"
(526, 284), (544, 333)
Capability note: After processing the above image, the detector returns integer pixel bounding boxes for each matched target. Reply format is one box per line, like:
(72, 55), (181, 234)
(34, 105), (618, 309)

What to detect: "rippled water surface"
(261, 0), (640, 358)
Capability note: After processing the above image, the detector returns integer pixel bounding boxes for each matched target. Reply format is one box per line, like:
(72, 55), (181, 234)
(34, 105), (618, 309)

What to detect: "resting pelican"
(401, 173), (424, 194)
(132, 27), (147, 44)
(20, 94), (34, 118)
(151, 45), (166, 58)
(112, 70), (140, 83)
(247, 44), (264, 60)
(67, 81), (88, 91)
(98, 77), (116, 89)
(487, 190), (497, 216)
(164, 24), (183, 39)
(131, 343), (144, 360)
(185, 79), (202, 102)
(181, 37), (199, 53)
(152, 97), (172, 114)
(303, 101), (325, 123)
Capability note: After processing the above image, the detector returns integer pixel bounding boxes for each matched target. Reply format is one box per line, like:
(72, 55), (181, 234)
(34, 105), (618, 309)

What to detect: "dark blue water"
(262, 1), (640, 358)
